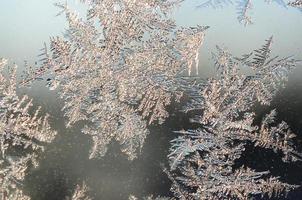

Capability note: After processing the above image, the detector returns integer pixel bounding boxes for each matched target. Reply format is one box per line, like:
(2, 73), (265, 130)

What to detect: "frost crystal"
(236, 0), (253, 26)
(167, 37), (301, 199)
(198, 0), (291, 26)
(197, 0), (233, 9)
(65, 182), (91, 200)
(288, 0), (302, 7)
(23, 0), (208, 159)
(0, 59), (56, 199)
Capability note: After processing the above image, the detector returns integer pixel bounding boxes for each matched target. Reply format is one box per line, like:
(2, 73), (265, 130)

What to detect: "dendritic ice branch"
(23, 0), (208, 160)
(0, 59), (56, 199)
(167, 38), (301, 200)
(236, 0), (253, 26)
(197, 0), (292, 26)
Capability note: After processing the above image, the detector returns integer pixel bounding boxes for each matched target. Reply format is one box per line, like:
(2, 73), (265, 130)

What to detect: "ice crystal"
(236, 0), (253, 26)
(288, 0), (302, 7)
(0, 59), (56, 199)
(198, 0), (290, 25)
(65, 182), (91, 200)
(23, 0), (208, 160)
(196, 0), (233, 9)
(167, 37), (301, 199)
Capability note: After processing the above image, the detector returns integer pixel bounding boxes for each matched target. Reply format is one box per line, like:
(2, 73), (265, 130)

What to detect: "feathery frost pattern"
(167, 37), (301, 199)
(0, 59), (56, 199)
(198, 0), (293, 26)
(23, 0), (207, 160)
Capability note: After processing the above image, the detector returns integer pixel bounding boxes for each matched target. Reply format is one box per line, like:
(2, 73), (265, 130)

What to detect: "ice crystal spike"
(22, 0), (208, 160)
(167, 38), (301, 199)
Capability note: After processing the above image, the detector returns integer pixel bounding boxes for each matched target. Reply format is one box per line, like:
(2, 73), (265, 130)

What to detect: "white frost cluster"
(23, 0), (207, 160)
(167, 37), (301, 200)
(0, 59), (56, 199)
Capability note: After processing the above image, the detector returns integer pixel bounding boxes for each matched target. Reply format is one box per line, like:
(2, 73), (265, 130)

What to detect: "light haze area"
(1, 0), (301, 70)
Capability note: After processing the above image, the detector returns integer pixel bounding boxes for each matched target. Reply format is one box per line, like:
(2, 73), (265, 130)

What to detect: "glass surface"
(0, 0), (302, 199)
